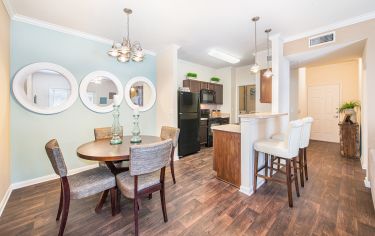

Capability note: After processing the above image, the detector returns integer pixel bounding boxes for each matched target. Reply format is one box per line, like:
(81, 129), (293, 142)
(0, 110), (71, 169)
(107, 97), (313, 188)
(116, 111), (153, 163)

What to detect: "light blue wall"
(10, 21), (157, 183)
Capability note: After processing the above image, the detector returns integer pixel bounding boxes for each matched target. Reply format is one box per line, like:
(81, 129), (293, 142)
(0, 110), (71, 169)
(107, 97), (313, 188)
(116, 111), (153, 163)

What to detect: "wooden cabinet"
(183, 79), (201, 93)
(199, 119), (208, 145)
(214, 84), (223, 104)
(182, 79), (224, 105)
(213, 130), (241, 187)
(260, 69), (272, 103)
(339, 122), (360, 158)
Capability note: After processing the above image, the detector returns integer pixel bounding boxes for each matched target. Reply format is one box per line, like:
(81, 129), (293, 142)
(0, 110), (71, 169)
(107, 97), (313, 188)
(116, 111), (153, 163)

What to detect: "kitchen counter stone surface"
(211, 124), (240, 133)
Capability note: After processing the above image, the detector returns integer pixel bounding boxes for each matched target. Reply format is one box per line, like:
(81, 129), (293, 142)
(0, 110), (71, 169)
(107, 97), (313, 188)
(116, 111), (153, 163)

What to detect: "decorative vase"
(110, 105), (122, 145)
(344, 108), (357, 123)
(186, 76), (196, 80)
(130, 114), (142, 143)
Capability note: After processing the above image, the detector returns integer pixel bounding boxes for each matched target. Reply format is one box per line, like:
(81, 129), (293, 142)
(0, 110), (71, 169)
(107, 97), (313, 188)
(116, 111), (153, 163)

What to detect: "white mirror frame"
(12, 62), (78, 115)
(124, 76), (156, 112)
(79, 71), (124, 113)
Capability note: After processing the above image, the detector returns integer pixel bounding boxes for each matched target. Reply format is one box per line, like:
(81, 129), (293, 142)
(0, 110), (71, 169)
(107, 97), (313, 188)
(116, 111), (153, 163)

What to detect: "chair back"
(94, 126), (123, 140)
(300, 117), (314, 148)
(45, 139), (68, 177)
(284, 120), (304, 157)
(129, 139), (173, 176)
(160, 126), (180, 148)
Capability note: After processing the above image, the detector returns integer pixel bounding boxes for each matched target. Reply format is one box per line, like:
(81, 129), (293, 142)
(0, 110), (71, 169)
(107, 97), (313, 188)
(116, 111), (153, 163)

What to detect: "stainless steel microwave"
(200, 89), (215, 104)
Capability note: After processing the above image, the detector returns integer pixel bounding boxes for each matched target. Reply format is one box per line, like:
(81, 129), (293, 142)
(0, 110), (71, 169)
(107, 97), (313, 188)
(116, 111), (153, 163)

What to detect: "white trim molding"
(283, 11), (375, 42)
(0, 164), (98, 217)
(1, 0), (14, 18)
(364, 177), (371, 188)
(0, 186), (12, 217)
(11, 14), (156, 56)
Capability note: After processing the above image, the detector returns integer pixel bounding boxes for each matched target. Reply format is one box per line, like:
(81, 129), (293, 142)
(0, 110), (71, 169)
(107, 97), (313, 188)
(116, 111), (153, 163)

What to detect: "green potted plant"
(186, 72), (197, 80)
(210, 77), (220, 83)
(339, 100), (360, 123)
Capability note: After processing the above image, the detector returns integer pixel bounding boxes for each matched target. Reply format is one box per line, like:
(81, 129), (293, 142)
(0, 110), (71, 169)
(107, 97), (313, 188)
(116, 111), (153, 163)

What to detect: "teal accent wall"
(10, 21), (157, 183)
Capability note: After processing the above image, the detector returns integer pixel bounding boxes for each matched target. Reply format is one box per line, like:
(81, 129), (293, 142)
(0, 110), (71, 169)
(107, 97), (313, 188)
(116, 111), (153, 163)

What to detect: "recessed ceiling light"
(208, 49), (240, 64)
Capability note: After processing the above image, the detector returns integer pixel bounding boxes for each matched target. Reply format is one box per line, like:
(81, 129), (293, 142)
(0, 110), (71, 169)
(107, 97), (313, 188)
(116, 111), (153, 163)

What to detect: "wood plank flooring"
(0, 141), (374, 235)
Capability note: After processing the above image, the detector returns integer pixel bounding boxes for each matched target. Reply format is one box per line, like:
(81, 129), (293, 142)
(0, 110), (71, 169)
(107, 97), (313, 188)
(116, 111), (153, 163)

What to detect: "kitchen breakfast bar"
(212, 112), (288, 195)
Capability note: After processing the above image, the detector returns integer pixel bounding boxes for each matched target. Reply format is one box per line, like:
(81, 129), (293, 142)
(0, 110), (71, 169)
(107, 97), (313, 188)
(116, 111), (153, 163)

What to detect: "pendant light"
(108, 8), (145, 63)
(263, 28), (273, 78)
(250, 16), (260, 74)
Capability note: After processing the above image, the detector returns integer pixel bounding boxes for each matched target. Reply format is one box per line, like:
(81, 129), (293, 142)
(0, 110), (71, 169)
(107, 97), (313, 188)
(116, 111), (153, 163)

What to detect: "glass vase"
(130, 114), (142, 143)
(110, 105), (122, 145)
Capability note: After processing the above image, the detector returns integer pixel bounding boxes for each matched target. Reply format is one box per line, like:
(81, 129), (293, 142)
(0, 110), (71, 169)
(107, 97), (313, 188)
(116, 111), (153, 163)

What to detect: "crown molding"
(11, 14), (156, 56)
(283, 11), (375, 43)
(2, 0), (14, 18)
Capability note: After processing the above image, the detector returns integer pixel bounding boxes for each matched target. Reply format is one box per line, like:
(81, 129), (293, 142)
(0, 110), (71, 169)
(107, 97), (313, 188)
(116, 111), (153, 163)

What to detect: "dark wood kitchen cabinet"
(199, 119), (208, 145)
(214, 84), (223, 104)
(183, 79), (201, 93)
(260, 69), (272, 103)
(200, 82), (209, 90)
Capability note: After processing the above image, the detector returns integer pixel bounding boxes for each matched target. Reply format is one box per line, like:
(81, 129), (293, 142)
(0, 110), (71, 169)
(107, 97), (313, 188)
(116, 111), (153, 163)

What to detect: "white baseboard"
(364, 177), (371, 188)
(0, 164), (99, 217)
(239, 179), (265, 196)
(0, 186), (12, 217)
(11, 164), (99, 190)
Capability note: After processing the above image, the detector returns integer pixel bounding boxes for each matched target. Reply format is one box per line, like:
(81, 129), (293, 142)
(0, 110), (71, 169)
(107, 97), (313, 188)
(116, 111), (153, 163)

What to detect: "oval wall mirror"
(124, 77), (156, 112)
(12, 62), (78, 114)
(79, 71), (124, 113)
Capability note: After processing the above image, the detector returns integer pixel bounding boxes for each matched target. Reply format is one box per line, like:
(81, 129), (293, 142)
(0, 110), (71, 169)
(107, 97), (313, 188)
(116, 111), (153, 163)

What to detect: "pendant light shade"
(108, 8), (144, 63)
(250, 16), (260, 74)
(263, 28), (273, 78)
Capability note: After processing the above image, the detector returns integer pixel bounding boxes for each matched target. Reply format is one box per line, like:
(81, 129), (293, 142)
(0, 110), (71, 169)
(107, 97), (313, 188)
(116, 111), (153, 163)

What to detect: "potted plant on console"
(186, 72), (197, 80)
(339, 100), (360, 123)
(210, 77), (220, 83)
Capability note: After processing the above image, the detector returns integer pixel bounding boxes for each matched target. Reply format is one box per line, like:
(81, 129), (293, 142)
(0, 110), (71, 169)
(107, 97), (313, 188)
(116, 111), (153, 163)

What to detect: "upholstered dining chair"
(160, 126), (180, 184)
(253, 120), (304, 207)
(45, 139), (116, 236)
(116, 139), (173, 236)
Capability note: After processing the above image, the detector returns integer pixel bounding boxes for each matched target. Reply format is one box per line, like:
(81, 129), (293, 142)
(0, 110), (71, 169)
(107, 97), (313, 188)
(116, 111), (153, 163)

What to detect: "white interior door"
(308, 85), (340, 143)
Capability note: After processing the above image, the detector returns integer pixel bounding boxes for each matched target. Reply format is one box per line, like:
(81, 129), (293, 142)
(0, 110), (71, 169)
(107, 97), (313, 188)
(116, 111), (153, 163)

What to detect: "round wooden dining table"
(76, 135), (163, 175)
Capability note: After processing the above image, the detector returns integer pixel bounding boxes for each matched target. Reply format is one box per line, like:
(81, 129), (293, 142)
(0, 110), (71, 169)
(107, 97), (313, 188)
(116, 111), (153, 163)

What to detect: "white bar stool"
(271, 117), (314, 187)
(253, 120), (304, 207)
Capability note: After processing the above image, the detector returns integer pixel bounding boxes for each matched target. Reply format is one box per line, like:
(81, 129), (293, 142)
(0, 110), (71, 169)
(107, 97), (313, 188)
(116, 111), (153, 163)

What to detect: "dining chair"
(45, 139), (117, 236)
(116, 139), (173, 236)
(160, 126), (180, 184)
(253, 120), (303, 207)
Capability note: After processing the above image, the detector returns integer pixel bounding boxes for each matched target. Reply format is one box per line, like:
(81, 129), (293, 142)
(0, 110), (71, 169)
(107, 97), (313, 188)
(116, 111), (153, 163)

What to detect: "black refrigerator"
(178, 91), (201, 157)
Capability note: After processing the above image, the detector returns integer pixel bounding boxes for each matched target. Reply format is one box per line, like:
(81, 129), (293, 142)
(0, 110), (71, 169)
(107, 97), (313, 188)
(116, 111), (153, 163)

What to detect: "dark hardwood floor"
(0, 141), (374, 235)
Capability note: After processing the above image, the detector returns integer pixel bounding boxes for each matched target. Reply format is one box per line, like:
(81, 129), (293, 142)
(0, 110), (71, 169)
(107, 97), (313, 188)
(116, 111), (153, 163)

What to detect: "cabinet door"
(208, 83), (216, 90)
(183, 79), (201, 93)
(214, 84), (223, 104)
(200, 82), (208, 90)
(260, 69), (272, 103)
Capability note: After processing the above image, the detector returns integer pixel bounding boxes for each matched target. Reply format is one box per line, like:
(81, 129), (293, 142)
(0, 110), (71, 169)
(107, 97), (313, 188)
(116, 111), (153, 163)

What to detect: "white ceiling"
(7, 0), (375, 68)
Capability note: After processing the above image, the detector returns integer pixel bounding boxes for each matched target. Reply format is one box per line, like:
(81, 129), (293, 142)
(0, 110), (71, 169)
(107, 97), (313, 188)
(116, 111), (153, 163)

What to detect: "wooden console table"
(339, 122), (360, 158)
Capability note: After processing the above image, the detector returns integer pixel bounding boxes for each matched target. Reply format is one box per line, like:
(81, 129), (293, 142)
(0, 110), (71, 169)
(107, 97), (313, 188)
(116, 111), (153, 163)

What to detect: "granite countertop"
(211, 124), (241, 133)
(238, 112), (288, 119)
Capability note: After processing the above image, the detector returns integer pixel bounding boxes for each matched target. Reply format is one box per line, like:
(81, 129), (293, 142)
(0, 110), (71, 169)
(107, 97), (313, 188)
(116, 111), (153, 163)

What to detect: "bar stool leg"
(277, 157), (281, 170)
(286, 159), (293, 207)
(253, 151), (259, 193)
(304, 148), (308, 181)
(264, 154), (269, 183)
(292, 157), (300, 197)
(270, 155), (274, 177)
(299, 149), (304, 187)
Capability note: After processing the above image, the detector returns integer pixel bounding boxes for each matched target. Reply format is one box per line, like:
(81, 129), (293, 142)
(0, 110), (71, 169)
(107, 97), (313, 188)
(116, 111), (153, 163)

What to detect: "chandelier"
(250, 16), (260, 74)
(108, 8), (144, 63)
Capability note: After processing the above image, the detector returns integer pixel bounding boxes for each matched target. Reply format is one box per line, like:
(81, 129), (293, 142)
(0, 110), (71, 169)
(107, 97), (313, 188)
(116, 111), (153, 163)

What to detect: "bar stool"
(271, 117), (313, 187)
(253, 120), (304, 207)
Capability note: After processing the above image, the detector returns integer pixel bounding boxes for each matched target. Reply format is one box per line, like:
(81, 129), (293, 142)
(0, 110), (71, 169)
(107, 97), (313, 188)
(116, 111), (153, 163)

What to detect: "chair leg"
(292, 157), (300, 197)
(170, 153), (176, 184)
(285, 159), (293, 208)
(148, 193), (152, 200)
(270, 155), (274, 177)
(56, 183), (63, 221)
(133, 198), (139, 236)
(299, 149), (305, 187)
(95, 190), (109, 214)
(110, 188), (116, 216)
(277, 157), (281, 170)
(264, 154), (269, 183)
(59, 181), (70, 236)
(160, 182), (168, 222)
(304, 148), (308, 181)
(253, 150), (259, 193)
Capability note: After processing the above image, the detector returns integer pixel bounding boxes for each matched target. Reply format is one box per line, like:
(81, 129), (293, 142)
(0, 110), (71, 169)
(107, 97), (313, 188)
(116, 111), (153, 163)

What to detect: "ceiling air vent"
(308, 32), (335, 47)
